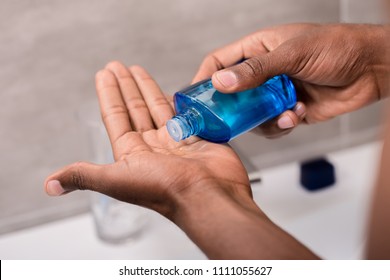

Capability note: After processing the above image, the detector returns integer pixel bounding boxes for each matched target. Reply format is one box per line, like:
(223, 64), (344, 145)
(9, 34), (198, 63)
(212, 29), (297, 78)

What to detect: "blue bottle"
(166, 74), (296, 143)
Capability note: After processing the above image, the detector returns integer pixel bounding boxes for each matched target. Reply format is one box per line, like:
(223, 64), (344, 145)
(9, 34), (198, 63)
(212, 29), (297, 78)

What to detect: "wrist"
(169, 179), (318, 259)
(169, 176), (259, 223)
(169, 176), (264, 230)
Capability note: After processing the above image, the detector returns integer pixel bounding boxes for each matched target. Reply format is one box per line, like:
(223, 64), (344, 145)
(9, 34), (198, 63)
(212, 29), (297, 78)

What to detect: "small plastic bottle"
(166, 74), (296, 143)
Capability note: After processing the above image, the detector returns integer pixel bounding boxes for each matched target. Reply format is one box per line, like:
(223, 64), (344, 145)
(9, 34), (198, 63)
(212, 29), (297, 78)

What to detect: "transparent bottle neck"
(166, 108), (203, 142)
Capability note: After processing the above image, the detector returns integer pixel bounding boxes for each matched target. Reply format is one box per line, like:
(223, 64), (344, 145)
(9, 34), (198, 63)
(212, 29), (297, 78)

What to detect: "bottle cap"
(166, 119), (183, 142)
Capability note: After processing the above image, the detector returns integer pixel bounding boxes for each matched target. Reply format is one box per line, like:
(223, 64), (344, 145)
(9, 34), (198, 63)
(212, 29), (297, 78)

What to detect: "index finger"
(95, 69), (132, 148)
(192, 32), (269, 83)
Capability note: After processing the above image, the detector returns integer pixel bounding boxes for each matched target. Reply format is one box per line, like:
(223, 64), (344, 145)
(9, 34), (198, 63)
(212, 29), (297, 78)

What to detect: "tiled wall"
(0, 0), (385, 234)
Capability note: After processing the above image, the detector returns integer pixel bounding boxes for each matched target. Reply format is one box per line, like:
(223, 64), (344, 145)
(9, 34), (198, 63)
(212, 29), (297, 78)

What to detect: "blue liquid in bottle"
(166, 74), (296, 143)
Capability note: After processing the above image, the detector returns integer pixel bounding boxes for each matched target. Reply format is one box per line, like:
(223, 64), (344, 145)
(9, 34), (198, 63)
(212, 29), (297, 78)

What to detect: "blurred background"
(0, 0), (388, 259)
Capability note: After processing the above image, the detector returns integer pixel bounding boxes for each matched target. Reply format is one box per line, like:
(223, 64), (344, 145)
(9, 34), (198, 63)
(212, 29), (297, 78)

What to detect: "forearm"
(172, 182), (319, 260)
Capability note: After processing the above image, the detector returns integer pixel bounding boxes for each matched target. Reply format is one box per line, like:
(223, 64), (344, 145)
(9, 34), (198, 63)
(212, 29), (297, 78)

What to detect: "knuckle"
(126, 97), (147, 111)
(101, 104), (127, 123)
(241, 56), (269, 79)
(71, 162), (88, 191)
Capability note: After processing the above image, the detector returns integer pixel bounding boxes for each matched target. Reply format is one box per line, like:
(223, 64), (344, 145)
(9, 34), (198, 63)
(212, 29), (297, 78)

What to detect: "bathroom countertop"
(0, 141), (381, 259)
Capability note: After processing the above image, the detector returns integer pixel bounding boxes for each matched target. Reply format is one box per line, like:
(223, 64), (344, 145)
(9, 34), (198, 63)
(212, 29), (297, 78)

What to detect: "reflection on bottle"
(167, 75), (296, 143)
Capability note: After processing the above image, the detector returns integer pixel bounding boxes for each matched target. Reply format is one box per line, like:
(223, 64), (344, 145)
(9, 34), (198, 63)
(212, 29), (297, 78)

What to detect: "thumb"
(211, 46), (299, 93)
(44, 161), (118, 196)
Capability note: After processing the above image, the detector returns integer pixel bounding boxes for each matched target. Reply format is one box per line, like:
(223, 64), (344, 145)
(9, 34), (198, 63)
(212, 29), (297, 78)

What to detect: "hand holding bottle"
(43, 23), (390, 259)
(167, 75), (297, 143)
(193, 23), (389, 137)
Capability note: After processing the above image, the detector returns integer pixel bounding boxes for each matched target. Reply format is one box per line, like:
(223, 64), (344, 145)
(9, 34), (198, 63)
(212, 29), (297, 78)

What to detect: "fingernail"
(277, 116), (295, 129)
(215, 71), (238, 88)
(294, 103), (306, 118)
(46, 180), (65, 196)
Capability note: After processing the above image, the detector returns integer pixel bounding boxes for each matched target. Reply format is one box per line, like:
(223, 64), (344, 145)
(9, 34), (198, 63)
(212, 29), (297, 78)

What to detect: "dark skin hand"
(193, 23), (389, 138)
(46, 62), (251, 216)
(44, 23), (389, 259)
(193, 22), (390, 258)
(45, 61), (317, 259)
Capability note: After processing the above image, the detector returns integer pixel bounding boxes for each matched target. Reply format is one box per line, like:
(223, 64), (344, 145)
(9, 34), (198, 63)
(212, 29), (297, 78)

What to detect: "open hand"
(44, 62), (251, 219)
(44, 61), (319, 259)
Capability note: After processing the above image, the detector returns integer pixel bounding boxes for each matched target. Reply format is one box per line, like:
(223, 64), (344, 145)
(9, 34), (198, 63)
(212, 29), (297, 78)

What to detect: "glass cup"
(77, 100), (149, 244)
(90, 192), (148, 243)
